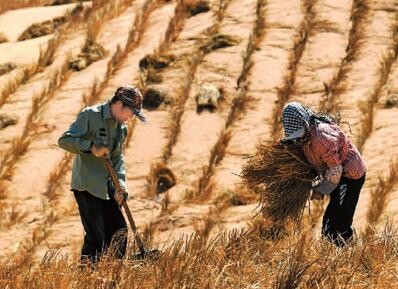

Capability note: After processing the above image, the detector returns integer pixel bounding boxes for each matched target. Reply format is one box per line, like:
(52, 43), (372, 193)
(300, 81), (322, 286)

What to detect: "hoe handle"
(104, 154), (146, 257)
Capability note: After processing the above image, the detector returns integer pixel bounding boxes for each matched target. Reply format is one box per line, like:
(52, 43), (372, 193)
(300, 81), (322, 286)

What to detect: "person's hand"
(311, 190), (324, 201)
(91, 142), (109, 157)
(114, 190), (128, 206)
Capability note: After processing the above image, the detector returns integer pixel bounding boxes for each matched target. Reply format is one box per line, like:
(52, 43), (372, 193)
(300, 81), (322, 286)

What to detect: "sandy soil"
(0, 0), (397, 262)
(0, 3), (81, 42)
(0, 35), (53, 65)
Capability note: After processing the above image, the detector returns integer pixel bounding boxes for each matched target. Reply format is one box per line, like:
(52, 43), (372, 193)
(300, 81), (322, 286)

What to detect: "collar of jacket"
(102, 100), (114, 120)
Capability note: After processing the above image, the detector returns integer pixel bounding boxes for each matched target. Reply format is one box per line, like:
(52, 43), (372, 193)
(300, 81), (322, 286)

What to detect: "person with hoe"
(58, 85), (147, 263)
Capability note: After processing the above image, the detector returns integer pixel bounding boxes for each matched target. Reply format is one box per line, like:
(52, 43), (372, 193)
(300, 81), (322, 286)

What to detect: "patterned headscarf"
(281, 102), (333, 141)
(282, 102), (313, 140)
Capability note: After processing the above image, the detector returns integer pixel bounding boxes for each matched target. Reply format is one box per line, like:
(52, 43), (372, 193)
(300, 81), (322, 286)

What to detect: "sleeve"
(112, 126), (128, 192)
(58, 110), (92, 154)
(313, 124), (347, 194)
(314, 165), (343, 195)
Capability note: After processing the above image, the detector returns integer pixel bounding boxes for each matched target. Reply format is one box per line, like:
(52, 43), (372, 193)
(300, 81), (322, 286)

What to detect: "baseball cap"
(115, 85), (148, 122)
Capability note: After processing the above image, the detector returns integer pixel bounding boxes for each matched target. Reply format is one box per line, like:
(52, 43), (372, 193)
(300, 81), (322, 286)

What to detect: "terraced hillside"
(0, 0), (397, 287)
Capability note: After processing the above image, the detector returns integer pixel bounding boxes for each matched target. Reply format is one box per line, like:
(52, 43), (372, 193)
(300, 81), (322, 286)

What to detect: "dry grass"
(304, 198), (325, 230)
(43, 152), (73, 202)
(0, 223), (397, 287)
(0, 67), (35, 108)
(216, 185), (258, 207)
(0, 205), (28, 229)
(273, 234), (313, 289)
(241, 142), (317, 224)
(196, 129), (232, 197)
(37, 35), (61, 69)
(193, 205), (219, 240)
(138, 54), (176, 87)
(365, 160), (398, 235)
(109, 0), (157, 79)
(162, 0), (189, 49)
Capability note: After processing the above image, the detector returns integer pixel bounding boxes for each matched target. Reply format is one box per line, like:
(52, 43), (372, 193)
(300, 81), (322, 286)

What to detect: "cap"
(115, 85), (148, 122)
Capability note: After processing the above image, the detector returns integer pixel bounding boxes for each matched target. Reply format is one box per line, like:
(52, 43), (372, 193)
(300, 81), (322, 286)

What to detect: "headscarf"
(282, 102), (332, 141)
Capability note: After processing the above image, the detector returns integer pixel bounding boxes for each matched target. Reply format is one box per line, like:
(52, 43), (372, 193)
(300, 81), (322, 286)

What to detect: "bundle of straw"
(241, 142), (317, 224)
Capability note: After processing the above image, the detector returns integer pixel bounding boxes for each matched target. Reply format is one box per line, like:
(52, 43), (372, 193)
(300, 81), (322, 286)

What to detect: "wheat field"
(0, 0), (398, 288)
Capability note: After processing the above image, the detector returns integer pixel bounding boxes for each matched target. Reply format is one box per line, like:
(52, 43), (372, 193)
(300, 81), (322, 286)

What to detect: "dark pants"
(73, 190), (127, 263)
(322, 174), (366, 247)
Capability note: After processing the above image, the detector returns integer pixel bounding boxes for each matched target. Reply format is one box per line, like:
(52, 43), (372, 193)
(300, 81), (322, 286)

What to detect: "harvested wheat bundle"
(241, 142), (317, 224)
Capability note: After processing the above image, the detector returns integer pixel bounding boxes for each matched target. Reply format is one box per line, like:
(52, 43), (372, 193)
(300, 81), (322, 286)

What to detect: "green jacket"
(58, 100), (128, 200)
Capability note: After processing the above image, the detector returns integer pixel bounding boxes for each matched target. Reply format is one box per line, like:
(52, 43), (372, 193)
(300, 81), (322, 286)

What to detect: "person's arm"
(58, 110), (93, 154)
(313, 125), (347, 195)
(313, 165), (343, 195)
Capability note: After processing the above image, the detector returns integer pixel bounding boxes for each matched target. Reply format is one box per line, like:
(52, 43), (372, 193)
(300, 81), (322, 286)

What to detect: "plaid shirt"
(303, 123), (366, 180)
